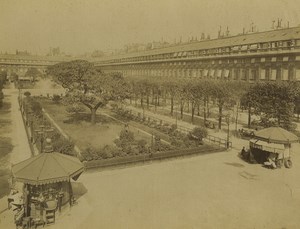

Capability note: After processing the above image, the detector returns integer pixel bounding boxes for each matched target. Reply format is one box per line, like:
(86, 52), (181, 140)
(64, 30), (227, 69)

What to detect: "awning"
(296, 69), (300, 81)
(241, 45), (248, 51)
(249, 44), (258, 50)
(209, 69), (215, 77)
(232, 46), (240, 51)
(282, 69), (289, 81)
(203, 69), (209, 77)
(260, 69), (266, 80)
(12, 152), (84, 185)
(270, 69), (277, 80)
(216, 69), (222, 78)
(223, 69), (230, 78)
(249, 139), (285, 154)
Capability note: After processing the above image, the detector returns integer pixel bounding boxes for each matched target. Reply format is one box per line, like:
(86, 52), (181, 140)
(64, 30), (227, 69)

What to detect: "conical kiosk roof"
(254, 127), (298, 144)
(12, 152), (84, 185)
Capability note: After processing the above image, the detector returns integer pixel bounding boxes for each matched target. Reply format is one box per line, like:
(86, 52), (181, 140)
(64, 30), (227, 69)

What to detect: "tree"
(209, 80), (235, 129)
(25, 67), (42, 81)
(186, 80), (204, 124)
(47, 60), (129, 124)
(189, 127), (208, 143)
(244, 82), (298, 130)
(24, 91), (31, 97)
(0, 71), (7, 83)
(114, 129), (135, 154)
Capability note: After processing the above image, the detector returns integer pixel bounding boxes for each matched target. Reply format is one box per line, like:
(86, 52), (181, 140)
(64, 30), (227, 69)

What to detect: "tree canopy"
(47, 60), (129, 124)
(242, 82), (299, 130)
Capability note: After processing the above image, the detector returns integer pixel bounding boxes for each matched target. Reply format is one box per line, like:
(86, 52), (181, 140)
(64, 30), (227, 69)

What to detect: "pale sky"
(0, 0), (300, 55)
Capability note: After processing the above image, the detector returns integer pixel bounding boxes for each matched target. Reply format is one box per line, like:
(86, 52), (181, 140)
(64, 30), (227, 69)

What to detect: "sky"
(1, 0), (300, 56)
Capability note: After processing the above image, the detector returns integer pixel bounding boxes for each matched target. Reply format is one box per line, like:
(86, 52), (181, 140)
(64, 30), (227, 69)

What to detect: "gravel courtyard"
(49, 146), (300, 229)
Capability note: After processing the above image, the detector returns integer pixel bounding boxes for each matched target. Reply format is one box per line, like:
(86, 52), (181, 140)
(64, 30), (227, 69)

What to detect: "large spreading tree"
(47, 60), (129, 125)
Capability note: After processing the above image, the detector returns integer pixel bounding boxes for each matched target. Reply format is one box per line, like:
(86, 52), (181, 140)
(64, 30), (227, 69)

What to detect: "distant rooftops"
(94, 26), (300, 62)
(0, 53), (73, 62)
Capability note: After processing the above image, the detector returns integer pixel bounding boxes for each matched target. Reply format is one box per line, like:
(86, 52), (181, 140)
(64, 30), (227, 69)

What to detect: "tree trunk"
(218, 104), (223, 130)
(191, 102), (196, 124)
(180, 99), (184, 119)
(235, 102), (239, 131)
(140, 97), (143, 108)
(152, 89), (155, 104)
(248, 104), (251, 128)
(170, 97), (174, 116)
(197, 104), (200, 116)
(203, 98), (207, 124)
(91, 108), (96, 125)
(146, 95), (149, 109)
(187, 100), (190, 113)
(207, 97), (210, 118)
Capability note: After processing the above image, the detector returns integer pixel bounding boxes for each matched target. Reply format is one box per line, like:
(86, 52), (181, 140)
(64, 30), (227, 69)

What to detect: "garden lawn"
(37, 98), (153, 150)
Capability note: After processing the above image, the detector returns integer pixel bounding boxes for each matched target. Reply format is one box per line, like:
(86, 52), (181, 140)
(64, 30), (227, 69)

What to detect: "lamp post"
(225, 114), (230, 149)
(175, 100), (178, 127)
(34, 124), (54, 153)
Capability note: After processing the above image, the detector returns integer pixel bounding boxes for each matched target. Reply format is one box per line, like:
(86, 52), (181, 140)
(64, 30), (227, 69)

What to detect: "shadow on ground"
(71, 182), (88, 200)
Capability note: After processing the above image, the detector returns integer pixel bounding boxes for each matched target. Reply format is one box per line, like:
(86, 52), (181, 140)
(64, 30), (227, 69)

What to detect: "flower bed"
(22, 96), (76, 156)
(112, 106), (208, 149)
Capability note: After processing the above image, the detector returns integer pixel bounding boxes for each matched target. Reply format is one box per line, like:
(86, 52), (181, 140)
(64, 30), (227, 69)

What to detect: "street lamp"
(225, 114), (230, 149)
(34, 124), (54, 153)
(175, 101), (178, 127)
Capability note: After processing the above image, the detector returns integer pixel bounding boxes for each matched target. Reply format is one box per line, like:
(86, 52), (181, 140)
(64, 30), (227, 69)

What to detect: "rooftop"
(94, 26), (300, 62)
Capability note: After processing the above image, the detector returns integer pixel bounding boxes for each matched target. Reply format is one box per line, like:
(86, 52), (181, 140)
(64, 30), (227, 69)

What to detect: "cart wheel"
(276, 159), (283, 168)
(284, 159), (292, 169)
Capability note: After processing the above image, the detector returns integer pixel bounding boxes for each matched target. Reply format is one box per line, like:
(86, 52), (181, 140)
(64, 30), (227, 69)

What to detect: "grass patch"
(0, 168), (10, 198)
(0, 137), (13, 158)
(36, 98), (153, 150)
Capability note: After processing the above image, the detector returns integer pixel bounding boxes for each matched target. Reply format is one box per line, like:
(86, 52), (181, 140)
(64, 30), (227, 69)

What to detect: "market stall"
(11, 140), (84, 228)
(247, 127), (298, 167)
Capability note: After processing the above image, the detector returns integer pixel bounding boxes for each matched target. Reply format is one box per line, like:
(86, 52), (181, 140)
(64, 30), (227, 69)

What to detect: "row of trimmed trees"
(47, 60), (300, 131)
(127, 77), (249, 129)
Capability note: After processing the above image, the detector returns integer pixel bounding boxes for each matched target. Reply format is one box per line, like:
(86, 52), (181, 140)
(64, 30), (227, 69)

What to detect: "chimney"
(226, 26), (230, 36)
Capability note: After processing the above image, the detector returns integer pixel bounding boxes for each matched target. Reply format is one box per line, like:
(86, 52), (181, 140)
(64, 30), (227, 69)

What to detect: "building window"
(260, 69), (266, 80)
(249, 69), (256, 81)
(295, 69), (300, 81)
(270, 69), (277, 80)
(282, 69), (289, 81)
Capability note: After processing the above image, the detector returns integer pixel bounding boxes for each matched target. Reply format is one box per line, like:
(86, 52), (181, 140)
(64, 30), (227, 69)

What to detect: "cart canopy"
(254, 127), (298, 144)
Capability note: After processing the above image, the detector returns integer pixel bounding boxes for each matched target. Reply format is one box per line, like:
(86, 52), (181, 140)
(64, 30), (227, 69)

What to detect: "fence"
(18, 97), (36, 156)
(121, 108), (232, 149)
(84, 146), (225, 170)
(204, 135), (232, 149)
